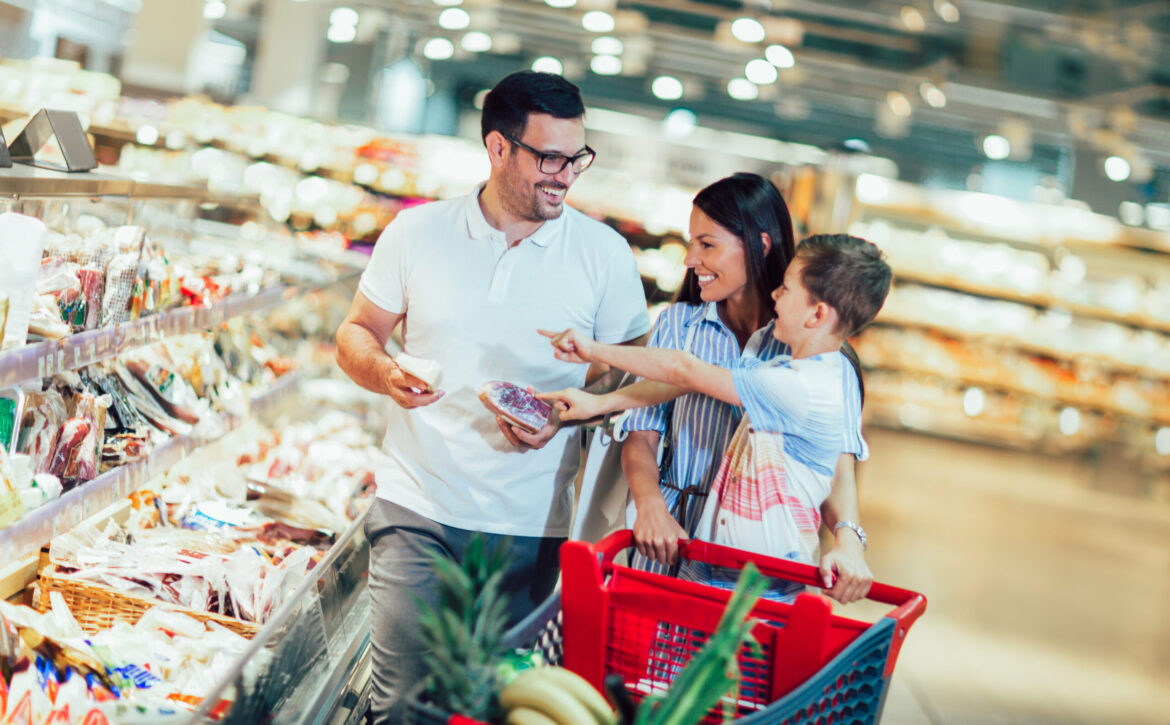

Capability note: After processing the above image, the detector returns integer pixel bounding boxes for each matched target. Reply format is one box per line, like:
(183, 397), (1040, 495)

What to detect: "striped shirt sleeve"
(620, 304), (682, 435)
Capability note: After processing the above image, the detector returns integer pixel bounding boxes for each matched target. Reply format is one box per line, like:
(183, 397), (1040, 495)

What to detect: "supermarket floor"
(848, 428), (1170, 725)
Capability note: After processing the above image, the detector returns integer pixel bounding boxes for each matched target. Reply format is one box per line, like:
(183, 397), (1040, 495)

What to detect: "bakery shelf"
(872, 315), (1170, 384)
(863, 362), (1170, 427)
(891, 269), (1170, 337)
(0, 370), (302, 564)
(0, 163), (260, 206)
(0, 284), (294, 388)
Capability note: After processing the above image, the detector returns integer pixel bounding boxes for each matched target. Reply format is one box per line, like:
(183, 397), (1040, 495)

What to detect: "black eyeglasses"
(504, 134), (596, 174)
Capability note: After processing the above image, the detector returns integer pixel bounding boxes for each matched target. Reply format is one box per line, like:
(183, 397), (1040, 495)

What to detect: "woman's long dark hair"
(675, 172), (797, 311)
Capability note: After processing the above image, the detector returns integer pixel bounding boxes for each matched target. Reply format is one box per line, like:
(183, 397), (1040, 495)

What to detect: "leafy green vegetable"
(634, 563), (767, 725)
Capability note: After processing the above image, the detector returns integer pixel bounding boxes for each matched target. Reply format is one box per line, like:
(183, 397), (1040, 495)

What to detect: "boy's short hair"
(796, 234), (892, 336)
(481, 71), (585, 144)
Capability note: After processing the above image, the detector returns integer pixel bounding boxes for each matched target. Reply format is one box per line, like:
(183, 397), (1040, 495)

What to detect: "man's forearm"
(335, 321), (396, 395)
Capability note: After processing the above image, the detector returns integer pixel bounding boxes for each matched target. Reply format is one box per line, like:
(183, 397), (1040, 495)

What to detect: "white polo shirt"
(358, 185), (650, 537)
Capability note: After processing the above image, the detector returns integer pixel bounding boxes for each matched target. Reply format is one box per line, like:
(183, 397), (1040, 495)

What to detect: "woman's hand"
(818, 531), (872, 604)
(537, 388), (605, 422)
(539, 328), (596, 364)
(632, 495), (689, 565)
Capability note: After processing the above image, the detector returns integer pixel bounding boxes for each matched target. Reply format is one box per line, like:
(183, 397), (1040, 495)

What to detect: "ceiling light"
(591, 36), (623, 55)
(886, 90), (912, 117)
(461, 31), (492, 52)
(330, 7), (359, 26)
(203, 1), (226, 19)
(745, 58), (778, 85)
(438, 7), (470, 29)
(919, 81), (946, 108)
(663, 108), (697, 138)
(1104, 155), (1131, 182)
(933, 0), (960, 22)
(590, 54), (622, 75)
(843, 137), (870, 152)
(727, 78), (759, 101)
(433, 0), (462, 5)
(423, 37), (455, 60)
(532, 56), (563, 74)
(582, 10), (615, 33)
(327, 23), (357, 43)
(982, 134), (1010, 160)
(765, 44), (795, 68)
(545, 0), (576, 6)
(731, 17), (766, 43)
(901, 6), (926, 31)
(651, 75), (684, 101)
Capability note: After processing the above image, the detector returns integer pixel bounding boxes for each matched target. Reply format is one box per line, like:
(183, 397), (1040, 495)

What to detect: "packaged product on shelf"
(100, 226), (147, 327)
(0, 212), (48, 350)
(0, 440), (26, 526)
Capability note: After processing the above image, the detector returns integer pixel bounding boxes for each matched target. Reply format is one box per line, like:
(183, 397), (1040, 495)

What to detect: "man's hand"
(632, 496), (689, 565)
(818, 533), (873, 604)
(537, 387), (605, 422)
(539, 328), (596, 364)
(386, 365), (445, 409)
(496, 416), (558, 450)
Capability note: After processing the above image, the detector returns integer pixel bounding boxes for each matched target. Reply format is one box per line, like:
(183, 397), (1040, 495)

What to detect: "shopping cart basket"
(409, 529), (926, 725)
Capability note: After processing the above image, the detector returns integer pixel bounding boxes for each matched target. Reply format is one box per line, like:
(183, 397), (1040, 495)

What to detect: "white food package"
(0, 212), (48, 349)
(395, 352), (442, 391)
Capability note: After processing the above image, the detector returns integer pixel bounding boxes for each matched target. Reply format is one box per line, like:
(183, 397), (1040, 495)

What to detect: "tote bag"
(690, 420), (821, 566)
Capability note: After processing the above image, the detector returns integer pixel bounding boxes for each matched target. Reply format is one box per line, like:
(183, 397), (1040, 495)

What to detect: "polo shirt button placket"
(487, 234), (515, 303)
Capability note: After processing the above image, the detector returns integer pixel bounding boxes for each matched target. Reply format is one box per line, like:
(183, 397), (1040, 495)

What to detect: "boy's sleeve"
(842, 360), (870, 461)
(731, 358), (811, 434)
(592, 238), (651, 344)
(358, 216), (409, 314)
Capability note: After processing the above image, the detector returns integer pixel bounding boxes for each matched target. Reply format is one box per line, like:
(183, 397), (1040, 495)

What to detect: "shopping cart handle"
(592, 529), (925, 613)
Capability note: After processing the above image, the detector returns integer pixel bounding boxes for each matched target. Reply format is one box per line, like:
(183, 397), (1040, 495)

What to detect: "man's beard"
(501, 169), (565, 222)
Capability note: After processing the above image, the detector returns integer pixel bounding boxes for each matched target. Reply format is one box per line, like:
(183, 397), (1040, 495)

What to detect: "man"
(335, 71), (650, 723)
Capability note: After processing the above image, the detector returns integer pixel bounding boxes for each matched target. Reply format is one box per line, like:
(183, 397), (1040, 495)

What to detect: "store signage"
(0, 124), (10, 168)
(9, 109), (98, 172)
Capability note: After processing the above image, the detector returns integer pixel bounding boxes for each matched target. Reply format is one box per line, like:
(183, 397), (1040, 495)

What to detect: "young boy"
(540, 234), (892, 599)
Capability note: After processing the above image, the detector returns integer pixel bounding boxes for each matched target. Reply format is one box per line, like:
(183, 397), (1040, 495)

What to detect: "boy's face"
(771, 257), (816, 344)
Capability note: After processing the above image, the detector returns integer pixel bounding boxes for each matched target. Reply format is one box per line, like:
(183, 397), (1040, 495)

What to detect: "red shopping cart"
(409, 530), (926, 725)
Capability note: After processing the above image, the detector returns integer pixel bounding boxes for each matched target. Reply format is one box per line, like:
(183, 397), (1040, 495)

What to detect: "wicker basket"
(35, 566), (262, 639)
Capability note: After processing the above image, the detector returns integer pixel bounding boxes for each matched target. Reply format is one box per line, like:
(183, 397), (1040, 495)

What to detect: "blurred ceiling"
(357, 0), (1170, 203)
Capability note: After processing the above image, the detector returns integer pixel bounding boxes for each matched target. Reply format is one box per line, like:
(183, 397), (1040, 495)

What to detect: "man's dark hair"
(796, 234), (892, 337)
(676, 173), (796, 310)
(480, 71), (585, 143)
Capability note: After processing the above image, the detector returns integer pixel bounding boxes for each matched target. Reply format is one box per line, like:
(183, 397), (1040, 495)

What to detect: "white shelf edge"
(0, 285), (292, 389)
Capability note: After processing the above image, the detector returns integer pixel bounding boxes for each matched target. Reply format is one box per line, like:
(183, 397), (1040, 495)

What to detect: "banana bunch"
(499, 667), (617, 725)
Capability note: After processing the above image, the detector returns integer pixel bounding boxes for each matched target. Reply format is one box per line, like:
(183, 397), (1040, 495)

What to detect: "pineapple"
(416, 534), (513, 722)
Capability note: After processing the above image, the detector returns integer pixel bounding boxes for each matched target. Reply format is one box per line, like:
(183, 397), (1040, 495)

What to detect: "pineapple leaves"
(413, 534), (515, 722)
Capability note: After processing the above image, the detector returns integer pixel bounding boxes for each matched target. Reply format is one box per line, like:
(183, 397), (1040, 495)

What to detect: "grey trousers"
(364, 498), (563, 724)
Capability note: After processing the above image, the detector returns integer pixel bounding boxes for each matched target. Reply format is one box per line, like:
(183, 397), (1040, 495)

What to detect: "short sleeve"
(592, 237), (650, 344)
(358, 217), (408, 314)
(842, 361), (869, 461)
(731, 358), (811, 435)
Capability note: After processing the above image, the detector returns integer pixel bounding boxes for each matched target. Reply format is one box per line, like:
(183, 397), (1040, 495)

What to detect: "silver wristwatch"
(833, 520), (868, 551)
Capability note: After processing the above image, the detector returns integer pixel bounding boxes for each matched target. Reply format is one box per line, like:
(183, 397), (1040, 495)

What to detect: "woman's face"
(685, 206), (750, 304)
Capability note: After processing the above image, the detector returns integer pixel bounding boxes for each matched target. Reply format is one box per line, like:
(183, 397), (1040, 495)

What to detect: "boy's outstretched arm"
(539, 379), (686, 422)
(539, 328), (740, 406)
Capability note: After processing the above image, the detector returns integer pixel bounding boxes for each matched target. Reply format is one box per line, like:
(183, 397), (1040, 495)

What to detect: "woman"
(618, 172), (871, 603)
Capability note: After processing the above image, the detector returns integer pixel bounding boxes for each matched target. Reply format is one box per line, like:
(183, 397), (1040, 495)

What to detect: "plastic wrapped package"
(100, 226), (147, 327)
(0, 212), (49, 350)
(19, 388), (69, 474)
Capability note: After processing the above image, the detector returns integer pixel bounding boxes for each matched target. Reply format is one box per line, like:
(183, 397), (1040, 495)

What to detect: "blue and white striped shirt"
(619, 302), (789, 567)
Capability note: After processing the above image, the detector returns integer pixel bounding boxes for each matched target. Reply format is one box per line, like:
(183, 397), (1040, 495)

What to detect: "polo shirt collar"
(464, 182), (566, 247)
